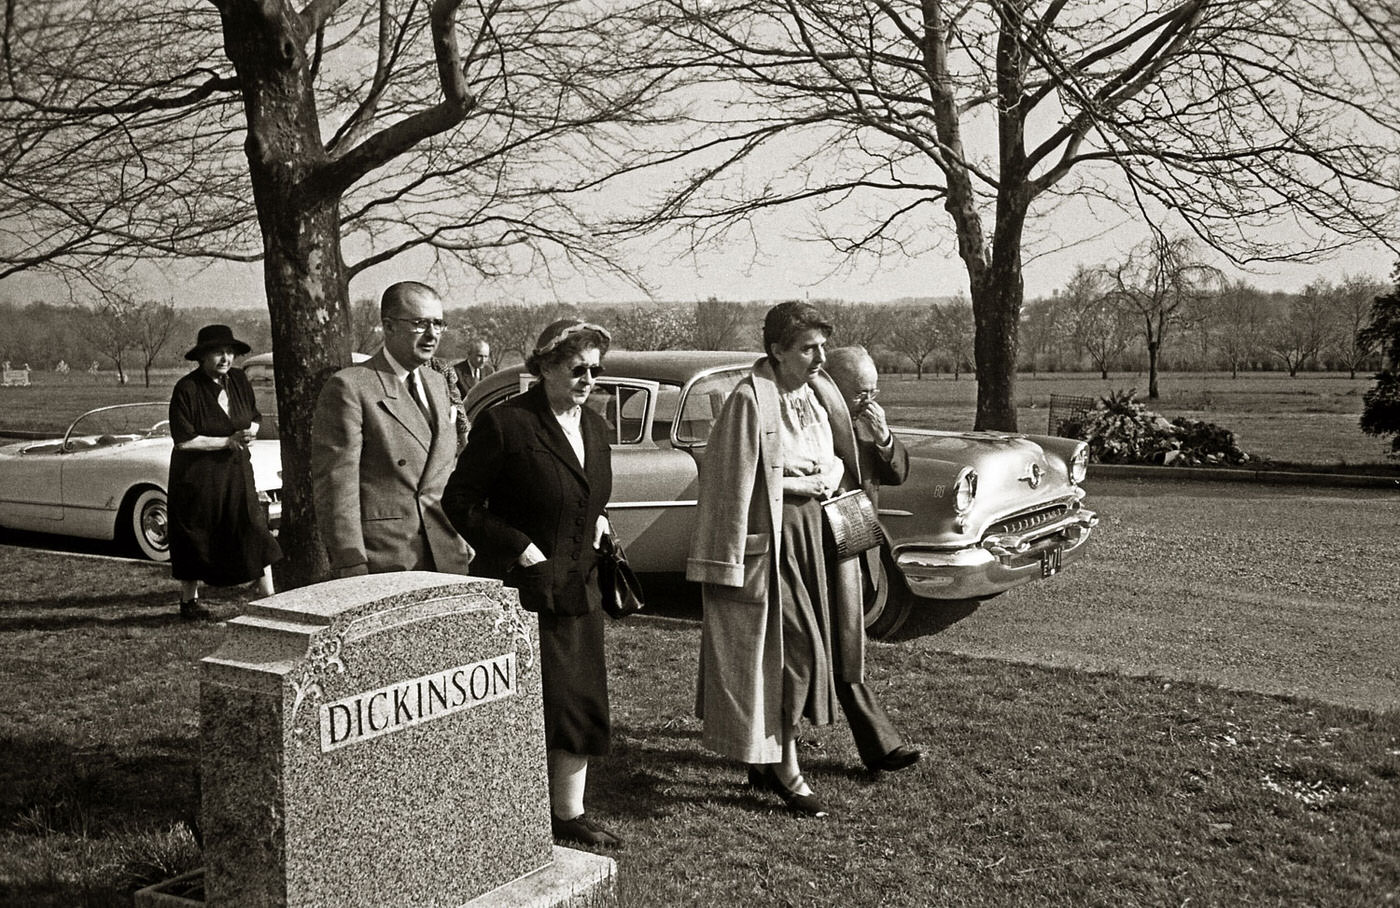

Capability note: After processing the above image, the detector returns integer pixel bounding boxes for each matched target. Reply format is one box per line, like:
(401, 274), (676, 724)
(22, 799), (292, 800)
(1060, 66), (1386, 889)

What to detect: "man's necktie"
(407, 369), (431, 424)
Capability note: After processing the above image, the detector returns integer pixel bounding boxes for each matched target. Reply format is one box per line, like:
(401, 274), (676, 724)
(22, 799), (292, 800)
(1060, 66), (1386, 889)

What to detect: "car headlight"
(1070, 444), (1089, 485)
(954, 467), (978, 517)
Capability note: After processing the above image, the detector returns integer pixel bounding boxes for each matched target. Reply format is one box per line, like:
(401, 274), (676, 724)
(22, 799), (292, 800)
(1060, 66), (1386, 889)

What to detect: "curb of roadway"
(1088, 462), (1400, 490)
(5, 430), (1397, 489)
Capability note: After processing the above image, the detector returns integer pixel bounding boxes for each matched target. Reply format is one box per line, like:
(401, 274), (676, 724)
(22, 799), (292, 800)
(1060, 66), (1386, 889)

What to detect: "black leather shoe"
(869, 745), (922, 773)
(747, 764), (773, 792)
(180, 599), (212, 620)
(749, 765), (829, 818)
(551, 813), (622, 848)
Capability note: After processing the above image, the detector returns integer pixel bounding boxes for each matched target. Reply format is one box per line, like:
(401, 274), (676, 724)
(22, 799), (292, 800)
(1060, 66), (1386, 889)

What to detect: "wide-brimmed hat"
(185, 324), (252, 361)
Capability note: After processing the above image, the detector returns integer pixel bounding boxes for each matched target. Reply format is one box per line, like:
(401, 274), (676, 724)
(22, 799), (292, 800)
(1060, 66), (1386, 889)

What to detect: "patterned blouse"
(777, 383), (845, 492)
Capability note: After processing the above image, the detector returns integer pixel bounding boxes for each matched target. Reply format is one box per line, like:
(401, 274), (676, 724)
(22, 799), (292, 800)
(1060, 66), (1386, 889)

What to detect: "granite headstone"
(193, 572), (615, 907)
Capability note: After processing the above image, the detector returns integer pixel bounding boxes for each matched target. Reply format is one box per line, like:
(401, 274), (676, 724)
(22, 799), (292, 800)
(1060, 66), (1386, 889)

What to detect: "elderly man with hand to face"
(311, 281), (473, 578)
(824, 346), (910, 509)
(821, 344), (920, 774)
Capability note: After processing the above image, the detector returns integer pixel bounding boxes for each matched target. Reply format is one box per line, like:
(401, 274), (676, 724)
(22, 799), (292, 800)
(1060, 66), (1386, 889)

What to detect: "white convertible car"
(0, 402), (282, 561)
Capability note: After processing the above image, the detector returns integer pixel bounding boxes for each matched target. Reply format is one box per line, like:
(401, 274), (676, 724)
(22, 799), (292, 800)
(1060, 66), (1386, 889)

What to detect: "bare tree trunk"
(971, 264), (1022, 431)
(1147, 338), (1161, 399)
(261, 205), (349, 589)
(220, 0), (351, 588)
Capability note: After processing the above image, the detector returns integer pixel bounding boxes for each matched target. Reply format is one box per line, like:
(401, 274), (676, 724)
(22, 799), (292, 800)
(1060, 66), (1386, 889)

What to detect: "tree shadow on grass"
(887, 597), (984, 642)
(594, 723), (797, 822)
(0, 734), (203, 907)
(596, 720), (904, 825)
(0, 734), (201, 838)
(0, 589), (256, 629)
(0, 590), (189, 630)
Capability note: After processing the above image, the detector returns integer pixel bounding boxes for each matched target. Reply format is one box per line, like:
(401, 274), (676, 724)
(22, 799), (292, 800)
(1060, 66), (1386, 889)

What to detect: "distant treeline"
(0, 280), (1389, 385)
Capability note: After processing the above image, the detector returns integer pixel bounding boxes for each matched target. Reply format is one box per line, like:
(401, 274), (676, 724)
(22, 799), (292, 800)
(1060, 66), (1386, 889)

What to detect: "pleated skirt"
(778, 496), (838, 728)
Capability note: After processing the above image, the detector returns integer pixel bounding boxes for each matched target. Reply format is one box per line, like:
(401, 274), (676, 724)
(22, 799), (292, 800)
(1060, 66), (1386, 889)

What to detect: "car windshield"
(66, 403), (171, 446)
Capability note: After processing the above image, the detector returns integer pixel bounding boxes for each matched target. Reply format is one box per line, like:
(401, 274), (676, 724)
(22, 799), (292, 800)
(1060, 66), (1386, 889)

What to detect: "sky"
(4, 0), (1397, 316)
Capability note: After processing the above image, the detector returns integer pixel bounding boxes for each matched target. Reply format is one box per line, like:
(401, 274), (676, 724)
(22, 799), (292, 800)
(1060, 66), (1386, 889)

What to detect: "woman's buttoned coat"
(686, 359), (867, 763)
(444, 383), (612, 616)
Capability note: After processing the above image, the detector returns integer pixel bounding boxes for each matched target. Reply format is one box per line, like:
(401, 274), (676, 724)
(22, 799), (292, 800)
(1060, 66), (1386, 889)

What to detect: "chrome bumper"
(893, 508), (1098, 600)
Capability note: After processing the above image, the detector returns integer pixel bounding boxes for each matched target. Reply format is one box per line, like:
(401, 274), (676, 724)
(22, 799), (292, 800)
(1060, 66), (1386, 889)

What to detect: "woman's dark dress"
(443, 384), (614, 756)
(167, 367), (281, 585)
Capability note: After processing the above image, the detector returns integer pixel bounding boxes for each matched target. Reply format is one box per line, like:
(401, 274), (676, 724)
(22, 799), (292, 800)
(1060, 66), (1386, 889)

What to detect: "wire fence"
(1047, 393), (1096, 435)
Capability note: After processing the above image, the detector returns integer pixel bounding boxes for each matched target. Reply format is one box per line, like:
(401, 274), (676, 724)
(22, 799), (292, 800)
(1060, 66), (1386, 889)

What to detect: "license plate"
(1040, 546), (1063, 578)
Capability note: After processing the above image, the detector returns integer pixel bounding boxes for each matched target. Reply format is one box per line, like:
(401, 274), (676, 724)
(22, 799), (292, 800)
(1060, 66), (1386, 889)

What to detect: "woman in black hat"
(167, 325), (281, 618)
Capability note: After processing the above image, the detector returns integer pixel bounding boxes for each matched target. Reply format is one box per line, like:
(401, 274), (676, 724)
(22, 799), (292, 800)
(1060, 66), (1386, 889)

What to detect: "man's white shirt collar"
(382, 347), (433, 415)
(382, 347), (415, 383)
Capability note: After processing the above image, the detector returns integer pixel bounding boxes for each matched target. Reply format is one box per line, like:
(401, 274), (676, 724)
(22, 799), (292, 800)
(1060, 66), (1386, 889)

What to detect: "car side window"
(675, 369), (746, 446)
(586, 384), (650, 445)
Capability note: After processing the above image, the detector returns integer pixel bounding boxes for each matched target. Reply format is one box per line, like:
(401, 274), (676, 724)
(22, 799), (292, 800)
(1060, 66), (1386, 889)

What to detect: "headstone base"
(469, 846), (616, 907)
(135, 848), (615, 908)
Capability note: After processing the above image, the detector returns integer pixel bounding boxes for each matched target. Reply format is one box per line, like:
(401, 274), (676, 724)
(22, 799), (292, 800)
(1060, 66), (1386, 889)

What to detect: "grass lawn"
(2, 369), (1395, 467)
(879, 371), (1395, 468)
(1, 370), (1397, 905)
(3, 500), (1397, 906)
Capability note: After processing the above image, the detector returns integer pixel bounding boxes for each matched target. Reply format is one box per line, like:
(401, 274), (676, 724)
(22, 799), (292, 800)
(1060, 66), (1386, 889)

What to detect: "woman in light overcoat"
(687, 302), (866, 817)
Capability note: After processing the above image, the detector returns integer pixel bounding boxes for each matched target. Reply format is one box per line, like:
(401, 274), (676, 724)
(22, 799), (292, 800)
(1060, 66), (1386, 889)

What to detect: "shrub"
(1358, 275), (1400, 454)
(1360, 371), (1400, 453)
(1061, 389), (1252, 466)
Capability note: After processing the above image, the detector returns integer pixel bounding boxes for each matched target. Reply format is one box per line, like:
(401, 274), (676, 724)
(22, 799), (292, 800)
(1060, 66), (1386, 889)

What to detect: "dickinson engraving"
(318, 653), (517, 752)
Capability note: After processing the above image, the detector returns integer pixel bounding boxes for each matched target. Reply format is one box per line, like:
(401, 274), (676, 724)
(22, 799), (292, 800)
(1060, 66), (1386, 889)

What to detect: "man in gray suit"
(311, 281), (472, 577)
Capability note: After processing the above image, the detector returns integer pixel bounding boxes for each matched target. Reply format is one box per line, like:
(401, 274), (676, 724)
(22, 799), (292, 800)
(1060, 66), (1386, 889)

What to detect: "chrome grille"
(987, 505), (1069, 537)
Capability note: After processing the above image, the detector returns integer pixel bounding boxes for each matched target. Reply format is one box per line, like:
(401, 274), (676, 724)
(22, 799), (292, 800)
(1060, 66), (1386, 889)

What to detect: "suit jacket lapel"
(812, 369), (863, 488)
(369, 351), (431, 452)
(525, 385), (589, 486)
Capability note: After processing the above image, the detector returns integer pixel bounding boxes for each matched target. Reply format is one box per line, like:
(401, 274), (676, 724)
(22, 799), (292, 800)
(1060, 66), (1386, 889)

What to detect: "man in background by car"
(453, 337), (492, 400)
(311, 281), (472, 578)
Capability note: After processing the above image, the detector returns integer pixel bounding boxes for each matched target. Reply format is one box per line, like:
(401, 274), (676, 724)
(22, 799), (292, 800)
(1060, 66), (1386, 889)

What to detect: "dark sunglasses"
(570, 363), (605, 379)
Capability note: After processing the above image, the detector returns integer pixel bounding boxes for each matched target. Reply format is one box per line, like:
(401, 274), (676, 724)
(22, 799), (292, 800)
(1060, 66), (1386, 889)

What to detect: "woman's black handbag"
(597, 533), (645, 619)
(821, 488), (887, 560)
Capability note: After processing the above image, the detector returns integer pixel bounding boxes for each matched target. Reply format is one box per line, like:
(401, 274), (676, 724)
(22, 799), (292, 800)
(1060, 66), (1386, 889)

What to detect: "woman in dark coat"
(444, 318), (619, 848)
(168, 325), (281, 619)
